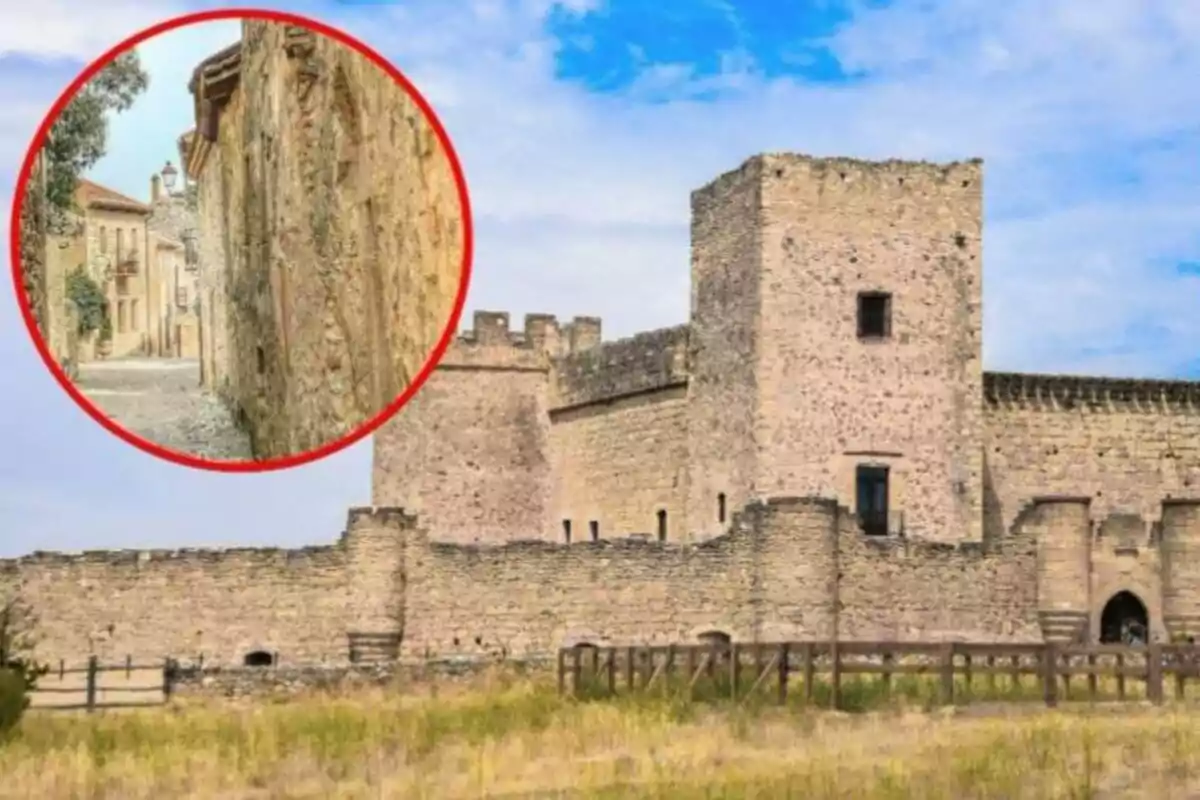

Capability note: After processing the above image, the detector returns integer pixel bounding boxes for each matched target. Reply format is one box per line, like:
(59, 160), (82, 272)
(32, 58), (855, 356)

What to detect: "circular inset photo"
(10, 9), (472, 471)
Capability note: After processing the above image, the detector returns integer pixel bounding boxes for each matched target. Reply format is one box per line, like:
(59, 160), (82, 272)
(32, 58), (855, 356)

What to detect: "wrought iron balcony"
(114, 247), (140, 276)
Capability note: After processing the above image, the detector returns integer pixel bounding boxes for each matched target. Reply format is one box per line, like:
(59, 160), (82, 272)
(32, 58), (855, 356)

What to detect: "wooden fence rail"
(556, 641), (1200, 709)
(31, 655), (179, 713)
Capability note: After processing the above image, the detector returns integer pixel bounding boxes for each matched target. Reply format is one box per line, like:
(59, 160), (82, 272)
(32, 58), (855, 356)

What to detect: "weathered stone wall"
(190, 21), (465, 458)
(148, 184), (201, 359)
(397, 497), (1042, 660)
(194, 97), (238, 395)
(837, 508), (1041, 643)
(755, 155), (985, 544)
(373, 313), (555, 544)
(1, 546), (347, 666)
(0, 507), (413, 668)
(548, 326), (690, 541)
(984, 376), (1200, 534)
(1161, 501), (1200, 640)
(685, 160), (763, 542)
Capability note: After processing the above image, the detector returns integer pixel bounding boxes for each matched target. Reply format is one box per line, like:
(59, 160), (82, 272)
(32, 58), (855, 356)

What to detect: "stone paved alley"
(75, 358), (254, 461)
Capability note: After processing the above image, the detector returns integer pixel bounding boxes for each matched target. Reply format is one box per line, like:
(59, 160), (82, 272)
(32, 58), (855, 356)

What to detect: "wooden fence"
(30, 656), (178, 712)
(556, 641), (1200, 709)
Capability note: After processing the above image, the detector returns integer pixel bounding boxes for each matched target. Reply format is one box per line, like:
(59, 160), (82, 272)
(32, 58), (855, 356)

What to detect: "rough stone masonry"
(4, 153), (1199, 669)
(182, 21), (465, 459)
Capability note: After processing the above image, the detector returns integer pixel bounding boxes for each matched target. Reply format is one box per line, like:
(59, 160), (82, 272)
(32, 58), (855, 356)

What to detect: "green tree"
(65, 266), (112, 342)
(43, 49), (150, 226)
(0, 592), (48, 737)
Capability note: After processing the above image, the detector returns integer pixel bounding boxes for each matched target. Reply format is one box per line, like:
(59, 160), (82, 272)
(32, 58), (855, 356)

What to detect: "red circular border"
(9, 7), (473, 473)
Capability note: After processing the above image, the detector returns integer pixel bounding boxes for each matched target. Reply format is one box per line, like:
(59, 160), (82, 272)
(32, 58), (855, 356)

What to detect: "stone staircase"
(1038, 610), (1089, 643)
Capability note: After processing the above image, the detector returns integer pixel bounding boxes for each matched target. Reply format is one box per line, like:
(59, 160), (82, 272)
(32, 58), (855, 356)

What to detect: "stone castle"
(5, 153), (1199, 668)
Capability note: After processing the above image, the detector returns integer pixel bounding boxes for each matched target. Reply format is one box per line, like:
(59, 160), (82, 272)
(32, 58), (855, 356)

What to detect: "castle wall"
(373, 313), (554, 544)
(0, 508), (414, 668)
(686, 160), (763, 541)
(548, 326), (690, 540)
(753, 156), (984, 544)
(190, 21), (465, 458)
(1, 546), (348, 666)
(398, 496), (1042, 659)
(398, 498), (830, 659)
(983, 377), (1200, 534)
(837, 517), (1040, 642)
(1159, 501), (1200, 639)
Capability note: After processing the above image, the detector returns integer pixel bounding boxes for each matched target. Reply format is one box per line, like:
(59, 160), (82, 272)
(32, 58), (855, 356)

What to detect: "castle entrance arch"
(1099, 591), (1149, 645)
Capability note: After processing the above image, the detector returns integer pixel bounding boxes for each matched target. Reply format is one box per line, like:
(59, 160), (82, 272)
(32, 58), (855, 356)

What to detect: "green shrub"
(0, 668), (28, 740)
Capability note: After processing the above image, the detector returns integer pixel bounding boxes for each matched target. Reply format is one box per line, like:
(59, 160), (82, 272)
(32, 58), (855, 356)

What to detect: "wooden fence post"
(830, 641), (842, 710)
(162, 657), (175, 701)
(730, 643), (740, 701)
(570, 647), (581, 698)
(778, 643), (789, 705)
(556, 649), (565, 696)
(1148, 643), (1164, 705)
(1042, 642), (1058, 708)
(940, 642), (955, 706)
(802, 643), (815, 705)
(85, 655), (98, 713)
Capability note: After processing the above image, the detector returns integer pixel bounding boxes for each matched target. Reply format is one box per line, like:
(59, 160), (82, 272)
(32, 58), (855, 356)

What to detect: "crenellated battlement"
(344, 505), (417, 531)
(438, 310), (603, 371)
(985, 372), (1200, 413)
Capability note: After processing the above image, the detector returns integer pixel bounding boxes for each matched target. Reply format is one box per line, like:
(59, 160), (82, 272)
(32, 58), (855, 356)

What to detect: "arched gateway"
(1099, 591), (1150, 645)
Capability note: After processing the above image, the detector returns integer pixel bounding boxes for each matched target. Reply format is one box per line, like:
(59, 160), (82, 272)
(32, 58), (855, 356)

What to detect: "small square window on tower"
(857, 292), (892, 339)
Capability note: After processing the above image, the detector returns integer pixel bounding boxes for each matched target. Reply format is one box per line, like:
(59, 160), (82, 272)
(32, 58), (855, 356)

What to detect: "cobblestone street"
(75, 358), (254, 461)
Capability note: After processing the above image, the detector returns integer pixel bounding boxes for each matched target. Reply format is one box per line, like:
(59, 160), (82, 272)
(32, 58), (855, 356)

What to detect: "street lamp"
(161, 161), (179, 194)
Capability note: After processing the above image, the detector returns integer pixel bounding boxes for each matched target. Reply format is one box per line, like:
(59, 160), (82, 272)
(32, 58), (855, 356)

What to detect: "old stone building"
(4, 153), (1199, 669)
(146, 163), (201, 360)
(68, 179), (156, 360)
(182, 20), (465, 459)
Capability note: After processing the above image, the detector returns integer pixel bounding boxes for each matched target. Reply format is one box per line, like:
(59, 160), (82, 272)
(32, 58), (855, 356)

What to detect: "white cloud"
(0, 1), (190, 62)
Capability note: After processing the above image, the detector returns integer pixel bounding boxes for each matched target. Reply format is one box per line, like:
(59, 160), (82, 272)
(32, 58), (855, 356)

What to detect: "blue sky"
(0, 0), (1197, 557)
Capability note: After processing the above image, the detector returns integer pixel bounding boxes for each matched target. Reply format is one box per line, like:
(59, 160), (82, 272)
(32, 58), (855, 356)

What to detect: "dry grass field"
(4, 667), (1200, 798)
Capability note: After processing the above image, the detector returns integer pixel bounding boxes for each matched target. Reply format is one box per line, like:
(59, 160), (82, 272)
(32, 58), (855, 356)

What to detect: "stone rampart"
(549, 325), (689, 410)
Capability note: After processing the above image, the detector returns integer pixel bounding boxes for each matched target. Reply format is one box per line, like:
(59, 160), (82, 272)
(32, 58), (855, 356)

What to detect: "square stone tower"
(686, 154), (984, 544)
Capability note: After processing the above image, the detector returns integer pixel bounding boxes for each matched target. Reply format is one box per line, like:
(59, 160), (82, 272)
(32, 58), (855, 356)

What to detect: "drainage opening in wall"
(243, 650), (276, 667)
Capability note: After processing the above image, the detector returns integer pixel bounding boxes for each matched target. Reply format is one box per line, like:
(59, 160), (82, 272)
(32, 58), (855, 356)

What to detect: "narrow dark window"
(656, 510), (667, 542)
(562, 519), (571, 543)
(256, 345), (266, 374)
(589, 520), (599, 542)
(857, 292), (892, 339)
(717, 493), (727, 523)
(856, 465), (890, 536)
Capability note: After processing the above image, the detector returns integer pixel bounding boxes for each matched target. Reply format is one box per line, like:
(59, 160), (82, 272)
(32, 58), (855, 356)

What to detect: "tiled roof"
(74, 179), (150, 213)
